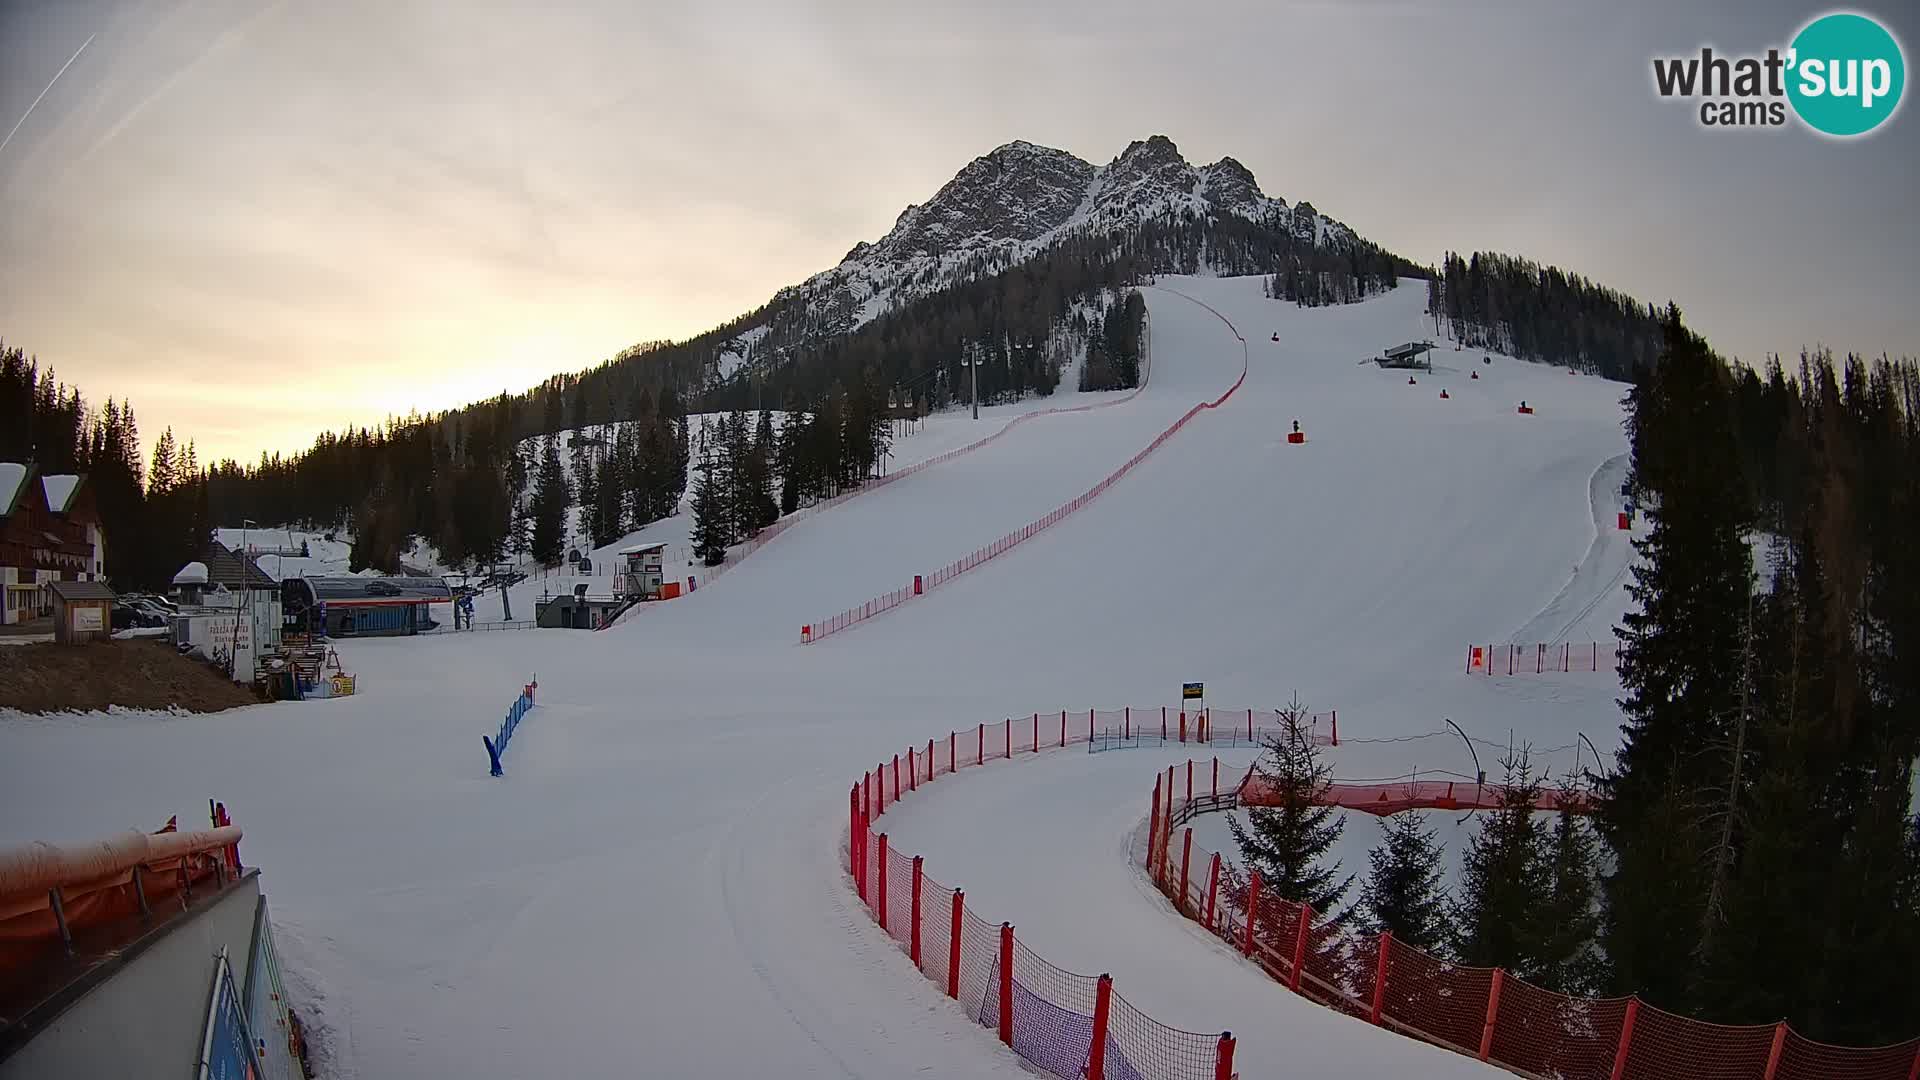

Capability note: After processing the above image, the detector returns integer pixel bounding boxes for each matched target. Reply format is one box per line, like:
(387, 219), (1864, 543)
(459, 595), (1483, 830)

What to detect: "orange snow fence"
(1148, 770), (1920, 1080)
(849, 711), (1239, 1080)
(0, 825), (243, 979)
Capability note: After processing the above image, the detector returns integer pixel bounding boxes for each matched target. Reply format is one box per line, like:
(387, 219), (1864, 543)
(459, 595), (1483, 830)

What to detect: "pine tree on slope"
(1228, 696), (1353, 918)
(1358, 810), (1452, 952)
(689, 450), (729, 567)
(1453, 749), (1550, 977)
(1599, 306), (1754, 1009)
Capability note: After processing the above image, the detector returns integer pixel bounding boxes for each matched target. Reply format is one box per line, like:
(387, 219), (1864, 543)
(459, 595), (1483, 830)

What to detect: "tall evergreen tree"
(1228, 696), (1353, 916)
(1453, 750), (1550, 976)
(529, 435), (570, 566)
(1358, 811), (1452, 951)
(1599, 306), (1755, 1009)
(688, 450), (728, 566)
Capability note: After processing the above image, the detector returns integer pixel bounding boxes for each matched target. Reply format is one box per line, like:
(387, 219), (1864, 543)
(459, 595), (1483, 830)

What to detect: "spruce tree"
(1453, 749), (1550, 976)
(1536, 800), (1604, 994)
(1228, 696), (1353, 917)
(1599, 307), (1754, 1008)
(688, 451), (728, 566)
(529, 435), (570, 566)
(1358, 811), (1451, 951)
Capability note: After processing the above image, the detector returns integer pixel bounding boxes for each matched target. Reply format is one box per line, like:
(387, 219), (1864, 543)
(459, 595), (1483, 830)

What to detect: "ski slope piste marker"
(482, 677), (537, 777)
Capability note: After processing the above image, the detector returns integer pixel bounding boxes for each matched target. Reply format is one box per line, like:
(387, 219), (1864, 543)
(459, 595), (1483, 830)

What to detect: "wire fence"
(804, 287), (1249, 645)
(849, 710), (1238, 1080)
(1141, 775), (1920, 1080)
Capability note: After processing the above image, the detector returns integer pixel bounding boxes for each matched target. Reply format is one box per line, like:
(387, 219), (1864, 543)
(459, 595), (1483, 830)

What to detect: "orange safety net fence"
(1147, 774), (1920, 1080)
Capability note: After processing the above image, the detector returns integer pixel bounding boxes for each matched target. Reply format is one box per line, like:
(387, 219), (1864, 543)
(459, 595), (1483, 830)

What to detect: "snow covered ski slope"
(0, 276), (1637, 1079)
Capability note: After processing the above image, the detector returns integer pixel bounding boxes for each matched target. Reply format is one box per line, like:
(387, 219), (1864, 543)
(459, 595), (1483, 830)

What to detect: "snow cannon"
(1287, 420), (1305, 444)
(1440, 389), (1450, 400)
(1517, 401), (1535, 415)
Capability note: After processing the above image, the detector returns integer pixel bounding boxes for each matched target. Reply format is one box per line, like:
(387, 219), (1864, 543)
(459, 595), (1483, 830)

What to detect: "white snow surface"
(0, 462), (24, 511)
(40, 473), (79, 511)
(0, 276), (1637, 1079)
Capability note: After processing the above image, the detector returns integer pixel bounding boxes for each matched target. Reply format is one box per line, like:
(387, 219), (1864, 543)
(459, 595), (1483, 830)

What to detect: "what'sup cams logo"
(1652, 11), (1906, 137)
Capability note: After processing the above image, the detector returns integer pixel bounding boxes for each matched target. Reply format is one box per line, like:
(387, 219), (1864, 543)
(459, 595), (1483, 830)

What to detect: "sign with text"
(1181, 682), (1204, 700)
(72, 606), (103, 632)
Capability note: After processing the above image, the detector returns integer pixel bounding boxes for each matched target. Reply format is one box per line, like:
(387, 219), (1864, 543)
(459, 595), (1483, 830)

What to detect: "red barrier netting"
(1151, 778), (1920, 1080)
(957, 907), (1000, 1026)
(1775, 1028), (1920, 1080)
(1467, 641), (1621, 676)
(803, 363), (1243, 645)
(850, 710), (1243, 1080)
(1105, 987), (1224, 1080)
(1488, 976), (1630, 1080)
(882, 845), (915, 948)
(1621, 1001), (1775, 1080)
(1375, 934), (1496, 1055)
(919, 872), (955, 997)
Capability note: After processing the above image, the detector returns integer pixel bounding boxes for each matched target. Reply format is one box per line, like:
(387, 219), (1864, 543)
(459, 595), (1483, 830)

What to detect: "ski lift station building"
(1377, 340), (1437, 369)
(284, 576), (451, 637)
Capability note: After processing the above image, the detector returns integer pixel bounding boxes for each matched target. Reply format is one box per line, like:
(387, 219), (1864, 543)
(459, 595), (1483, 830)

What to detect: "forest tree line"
(1426, 251), (1674, 381)
(1233, 317), (1920, 1046)
(1, 345), (209, 590)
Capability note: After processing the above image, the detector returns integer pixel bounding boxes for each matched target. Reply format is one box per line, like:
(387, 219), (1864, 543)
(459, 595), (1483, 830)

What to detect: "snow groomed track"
(1, 276), (1646, 1079)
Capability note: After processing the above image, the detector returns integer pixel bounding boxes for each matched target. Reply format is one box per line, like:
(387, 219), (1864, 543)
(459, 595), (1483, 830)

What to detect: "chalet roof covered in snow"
(195, 542), (277, 590)
(40, 474), (80, 512)
(0, 463), (27, 516)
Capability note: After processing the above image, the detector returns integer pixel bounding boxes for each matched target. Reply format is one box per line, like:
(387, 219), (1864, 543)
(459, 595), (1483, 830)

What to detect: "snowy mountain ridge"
(718, 135), (1358, 379)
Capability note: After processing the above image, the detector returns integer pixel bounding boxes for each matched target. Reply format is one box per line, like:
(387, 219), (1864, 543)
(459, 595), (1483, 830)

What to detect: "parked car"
(112, 603), (167, 630)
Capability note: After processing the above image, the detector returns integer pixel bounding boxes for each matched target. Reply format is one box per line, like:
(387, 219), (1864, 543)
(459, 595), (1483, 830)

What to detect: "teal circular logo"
(1787, 12), (1905, 136)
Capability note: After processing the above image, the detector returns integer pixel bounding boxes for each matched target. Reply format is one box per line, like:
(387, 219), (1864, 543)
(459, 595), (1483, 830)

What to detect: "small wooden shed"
(49, 579), (115, 644)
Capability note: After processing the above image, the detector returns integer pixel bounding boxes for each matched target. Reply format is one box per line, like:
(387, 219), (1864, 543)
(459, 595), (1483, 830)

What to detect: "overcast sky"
(1, 0), (1915, 464)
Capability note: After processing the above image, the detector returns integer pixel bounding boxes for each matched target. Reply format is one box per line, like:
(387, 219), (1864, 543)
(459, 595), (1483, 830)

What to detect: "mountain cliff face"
(732, 135), (1361, 366)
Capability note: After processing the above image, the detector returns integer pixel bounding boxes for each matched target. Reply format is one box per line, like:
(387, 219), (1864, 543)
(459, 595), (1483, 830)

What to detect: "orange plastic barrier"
(1145, 778), (1920, 1080)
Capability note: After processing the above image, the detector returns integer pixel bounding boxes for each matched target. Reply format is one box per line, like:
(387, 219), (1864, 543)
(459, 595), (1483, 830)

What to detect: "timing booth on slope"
(615, 543), (678, 601)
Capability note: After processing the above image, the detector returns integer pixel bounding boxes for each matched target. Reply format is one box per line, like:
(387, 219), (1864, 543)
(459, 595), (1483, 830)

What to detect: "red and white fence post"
(1609, 998), (1640, 1080)
(1088, 974), (1113, 1080)
(910, 855), (924, 967)
(977, 723), (984, 766)
(949, 731), (956, 774)
(877, 834), (890, 928)
(1480, 968), (1504, 1062)
(1147, 776), (1162, 876)
(1204, 852), (1222, 929)
(907, 747), (917, 792)
(1179, 828), (1193, 914)
(1762, 1021), (1787, 1080)
(998, 923), (1015, 1047)
(947, 888), (964, 999)
(850, 785), (865, 902)
(1370, 931), (1392, 1025)
(1242, 872), (1262, 956)
(1290, 903), (1313, 992)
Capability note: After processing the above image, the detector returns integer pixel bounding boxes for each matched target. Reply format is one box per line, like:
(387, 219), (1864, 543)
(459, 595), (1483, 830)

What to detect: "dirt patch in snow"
(0, 639), (262, 714)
